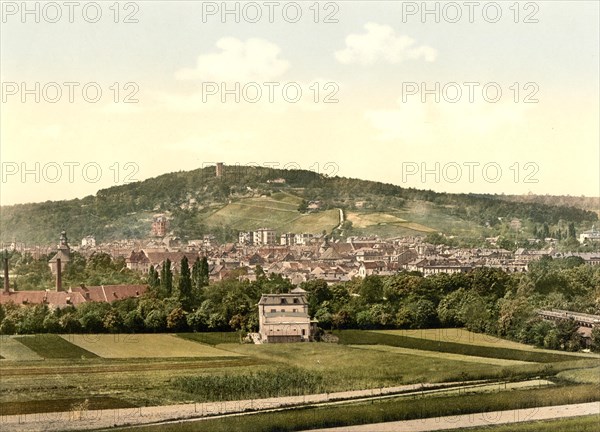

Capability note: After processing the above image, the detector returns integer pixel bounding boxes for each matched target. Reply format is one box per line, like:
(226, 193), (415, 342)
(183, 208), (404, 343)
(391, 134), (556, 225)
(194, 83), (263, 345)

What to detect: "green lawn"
(351, 344), (533, 366)
(177, 332), (242, 346)
(14, 334), (98, 359)
(374, 329), (600, 358)
(556, 366), (600, 384)
(62, 334), (242, 359)
(0, 336), (43, 361)
(217, 342), (533, 390)
(337, 330), (577, 363)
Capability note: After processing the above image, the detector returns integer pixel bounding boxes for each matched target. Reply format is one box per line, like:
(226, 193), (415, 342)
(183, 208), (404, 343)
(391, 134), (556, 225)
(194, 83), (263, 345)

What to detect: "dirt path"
(306, 402), (600, 431)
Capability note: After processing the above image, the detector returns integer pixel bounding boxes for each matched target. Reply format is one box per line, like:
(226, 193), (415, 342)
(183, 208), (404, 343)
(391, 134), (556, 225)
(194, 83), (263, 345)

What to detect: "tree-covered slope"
(0, 165), (597, 245)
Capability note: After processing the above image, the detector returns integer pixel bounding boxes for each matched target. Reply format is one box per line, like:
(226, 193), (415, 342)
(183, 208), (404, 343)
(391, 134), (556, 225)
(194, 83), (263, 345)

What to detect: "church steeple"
(59, 230), (70, 250)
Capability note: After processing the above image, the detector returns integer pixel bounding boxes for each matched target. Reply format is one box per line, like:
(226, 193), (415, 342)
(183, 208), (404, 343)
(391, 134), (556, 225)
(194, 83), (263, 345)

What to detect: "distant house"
(579, 226), (600, 244)
(152, 215), (168, 237)
(258, 287), (317, 343)
(253, 228), (276, 246)
(81, 235), (96, 248)
(0, 284), (147, 308)
(126, 250), (151, 274)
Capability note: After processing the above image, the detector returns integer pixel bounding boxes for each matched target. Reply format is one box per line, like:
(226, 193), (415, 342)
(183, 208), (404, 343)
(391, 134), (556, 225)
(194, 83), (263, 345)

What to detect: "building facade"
(258, 287), (316, 343)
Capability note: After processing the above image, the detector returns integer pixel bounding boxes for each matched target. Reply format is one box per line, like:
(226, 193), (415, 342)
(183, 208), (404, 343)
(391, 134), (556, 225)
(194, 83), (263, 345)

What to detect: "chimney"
(56, 258), (62, 292)
(3, 257), (9, 293)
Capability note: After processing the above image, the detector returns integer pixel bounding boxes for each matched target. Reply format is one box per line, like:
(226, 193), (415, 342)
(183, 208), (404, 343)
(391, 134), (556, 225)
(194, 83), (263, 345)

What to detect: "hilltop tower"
(215, 162), (224, 178)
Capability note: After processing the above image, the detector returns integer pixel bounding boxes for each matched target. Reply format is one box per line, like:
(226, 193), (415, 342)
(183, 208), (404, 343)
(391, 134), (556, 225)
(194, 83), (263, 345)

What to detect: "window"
(281, 309), (285, 312)
(293, 298), (299, 304)
(270, 309), (276, 313)
(280, 298), (286, 304)
(293, 309), (297, 313)
(302, 329), (306, 336)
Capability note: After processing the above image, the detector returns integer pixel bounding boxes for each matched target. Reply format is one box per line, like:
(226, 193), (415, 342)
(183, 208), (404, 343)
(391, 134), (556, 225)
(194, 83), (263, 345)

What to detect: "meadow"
(0, 329), (598, 430)
(61, 334), (241, 358)
(375, 328), (600, 358)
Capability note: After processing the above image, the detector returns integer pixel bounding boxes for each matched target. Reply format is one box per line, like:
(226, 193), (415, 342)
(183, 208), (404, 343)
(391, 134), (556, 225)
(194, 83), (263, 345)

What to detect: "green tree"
(360, 275), (383, 303)
(177, 256), (192, 310)
(167, 307), (187, 331)
(567, 222), (576, 239)
(298, 199), (309, 213)
(147, 265), (160, 289)
(590, 326), (600, 353)
(160, 259), (173, 297)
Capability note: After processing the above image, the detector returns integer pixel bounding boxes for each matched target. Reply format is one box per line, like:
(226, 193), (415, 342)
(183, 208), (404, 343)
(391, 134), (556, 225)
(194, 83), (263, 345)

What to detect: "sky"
(1, 1), (599, 205)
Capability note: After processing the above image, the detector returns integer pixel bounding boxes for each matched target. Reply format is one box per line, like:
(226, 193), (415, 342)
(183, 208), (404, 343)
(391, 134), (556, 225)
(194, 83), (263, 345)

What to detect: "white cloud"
(335, 23), (437, 65)
(175, 37), (290, 82)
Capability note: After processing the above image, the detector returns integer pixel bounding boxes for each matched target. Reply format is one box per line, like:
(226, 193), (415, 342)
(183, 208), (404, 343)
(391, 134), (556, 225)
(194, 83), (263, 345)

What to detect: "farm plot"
(374, 329), (600, 358)
(62, 334), (243, 359)
(0, 336), (43, 361)
(351, 344), (534, 366)
(219, 342), (520, 390)
(15, 334), (98, 359)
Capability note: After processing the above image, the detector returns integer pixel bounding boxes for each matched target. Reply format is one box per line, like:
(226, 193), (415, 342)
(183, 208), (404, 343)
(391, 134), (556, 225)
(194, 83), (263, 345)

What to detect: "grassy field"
(1, 330), (598, 422)
(177, 332), (242, 346)
(62, 334), (242, 359)
(556, 366), (600, 384)
(216, 342), (556, 391)
(337, 330), (578, 363)
(374, 328), (600, 358)
(0, 356), (264, 411)
(351, 344), (533, 366)
(453, 415), (600, 431)
(109, 384), (600, 432)
(14, 334), (98, 359)
(396, 200), (488, 237)
(0, 336), (43, 361)
(204, 195), (339, 234)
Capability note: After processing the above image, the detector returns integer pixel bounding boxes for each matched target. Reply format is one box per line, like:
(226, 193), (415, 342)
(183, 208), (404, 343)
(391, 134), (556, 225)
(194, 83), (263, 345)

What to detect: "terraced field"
(204, 196), (339, 234)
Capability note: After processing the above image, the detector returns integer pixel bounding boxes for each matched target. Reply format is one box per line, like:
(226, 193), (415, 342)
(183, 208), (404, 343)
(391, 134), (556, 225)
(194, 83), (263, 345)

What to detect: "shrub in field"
(172, 367), (323, 401)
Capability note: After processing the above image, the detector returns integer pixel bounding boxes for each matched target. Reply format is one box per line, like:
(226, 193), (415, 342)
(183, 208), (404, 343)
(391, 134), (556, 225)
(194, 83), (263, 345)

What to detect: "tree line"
(1, 254), (598, 353)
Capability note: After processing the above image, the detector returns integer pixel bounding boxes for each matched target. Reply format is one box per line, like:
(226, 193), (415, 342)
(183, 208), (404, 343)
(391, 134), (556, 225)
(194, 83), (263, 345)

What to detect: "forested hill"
(0, 165), (597, 245)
